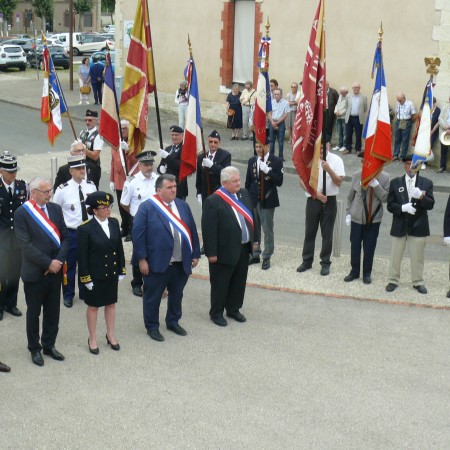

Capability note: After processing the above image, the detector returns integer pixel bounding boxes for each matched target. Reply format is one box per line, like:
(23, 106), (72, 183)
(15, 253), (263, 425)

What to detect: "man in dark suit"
(443, 195), (450, 298)
(195, 130), (231, 204)
(202, 166), (257, 326)
(157, 125), (188, 200)
(324, 82), (339, 151)
(14, 177), (69, 366)
(386, 155), (434, 294)
(88, 56), (104, 105)
(245, 137), (283, 270)
(132, 174), (200, 342)
(0, 151), (28, 320)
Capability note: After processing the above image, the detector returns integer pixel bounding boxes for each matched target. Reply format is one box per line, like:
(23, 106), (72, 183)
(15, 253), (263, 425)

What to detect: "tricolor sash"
(149, 195), (193, 254)
(22, 200), (61, 248)
(214, 187), (254, 229)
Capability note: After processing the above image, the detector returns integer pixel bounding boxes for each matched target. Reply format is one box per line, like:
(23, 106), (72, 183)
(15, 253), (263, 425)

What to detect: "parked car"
(103, 24), (115, 33)
(27, 45), (69, 70)
(0, 44), (27, 71)
(100, 33), (115, 41)
(89, 50), (115, 72)
(72, 34), (114, 55)
(2, 38), (35, 53)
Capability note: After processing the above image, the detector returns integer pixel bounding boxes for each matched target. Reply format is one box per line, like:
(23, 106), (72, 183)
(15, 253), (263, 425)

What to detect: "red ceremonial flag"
(120, 0), (156, 154)
(292, 0), (326, 197)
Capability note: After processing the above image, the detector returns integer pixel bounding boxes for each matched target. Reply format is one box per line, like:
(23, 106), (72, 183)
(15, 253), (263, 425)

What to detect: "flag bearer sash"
(214, 187), (254, 229)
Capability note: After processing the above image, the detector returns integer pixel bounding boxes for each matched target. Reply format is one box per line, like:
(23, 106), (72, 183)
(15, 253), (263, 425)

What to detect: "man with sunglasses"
(79, 109), (104, 183)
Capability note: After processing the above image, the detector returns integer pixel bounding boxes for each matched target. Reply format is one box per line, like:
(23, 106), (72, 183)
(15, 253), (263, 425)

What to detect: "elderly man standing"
(324, 82), (339, 151)
(385, 155), (434, 294)
(269, 88), (290, 161)
(0, 151), (28, 321)
(437, 95), (450, 173)
(175, 80), (189, 128)
(333, 86), (348, 152)
(393, 93), (417, 161)
(240, 81), (256, 141)
(343, 82), (368, 156)
(79, 109), (104, 183)
(14, 177), (69, 366)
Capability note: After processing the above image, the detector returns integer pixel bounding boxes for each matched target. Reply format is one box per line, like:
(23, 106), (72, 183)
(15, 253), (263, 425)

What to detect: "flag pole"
(261, 18), (271, 202)
(321, 3), (327, 197)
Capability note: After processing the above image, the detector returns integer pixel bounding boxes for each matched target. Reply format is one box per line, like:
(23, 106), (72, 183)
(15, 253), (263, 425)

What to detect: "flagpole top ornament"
(425, 56), (441, 76)
(378, 22), (383, 42)
(187, 34), (193, 59)
(265, 17), (270, 38)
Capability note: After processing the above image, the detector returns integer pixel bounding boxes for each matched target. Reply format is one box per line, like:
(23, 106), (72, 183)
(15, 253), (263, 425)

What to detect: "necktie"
(41, 206), (47, 217)
(235, 195), (249, 243)
(79, 185), (88, 222)
(8, 187), (12, 199)
(408, 178), (413, 201)
(168, 204), (182, 261)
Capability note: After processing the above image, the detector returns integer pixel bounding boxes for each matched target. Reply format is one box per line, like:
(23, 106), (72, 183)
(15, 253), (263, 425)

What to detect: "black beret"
(170, 125), (184, 134)
(85, 191), (114, 208)
(208, 130), (221, 140)
(85, 109), (98, 118)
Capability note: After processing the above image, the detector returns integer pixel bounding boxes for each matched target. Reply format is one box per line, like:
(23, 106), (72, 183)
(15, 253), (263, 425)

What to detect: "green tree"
(74, 0), (93, 32)
(101, 0), (115, 24)
(32, 0), (53, 32)
(0, 0), (18, 35)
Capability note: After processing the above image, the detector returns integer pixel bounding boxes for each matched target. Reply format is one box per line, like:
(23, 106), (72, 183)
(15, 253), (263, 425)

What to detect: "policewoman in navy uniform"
(0, 151), (28, 321)
(77, 192), (126, 355)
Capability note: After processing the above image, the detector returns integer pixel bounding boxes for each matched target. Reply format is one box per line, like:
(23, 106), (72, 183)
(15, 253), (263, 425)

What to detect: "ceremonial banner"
(292, 0), (326, 197)
(361, 39), (392, 188)
(180, 58), (201, 181)
(99, 52), (120, 148)
(253, 35), (272, 145)
(120, 0), (156, 154)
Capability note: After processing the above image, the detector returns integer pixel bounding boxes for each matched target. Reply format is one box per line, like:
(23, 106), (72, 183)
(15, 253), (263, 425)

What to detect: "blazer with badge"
(132, 198), (200, 276)
(202, 188), (257, 266)
(387, 174), (434, 237)
(77, 217), (126, 283)
(245, 154), (283, 209)
(14, 202), (69, 283)
(0, 178), (28, 250)
(157, 143), (188, 199)
(195, 148), (231, 199)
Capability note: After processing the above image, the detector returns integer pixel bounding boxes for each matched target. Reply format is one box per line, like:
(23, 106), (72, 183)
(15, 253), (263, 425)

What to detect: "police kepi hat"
(0, 151), (19, 172)
(85, 191), (114, 208)
(208, 130), (221, 140)
(170, 125), (184, 134)
(67, 155), (86, 168)
(137, 150), (157, 163)
(401, 154), (413, 162)
(85, 109), (98, 119)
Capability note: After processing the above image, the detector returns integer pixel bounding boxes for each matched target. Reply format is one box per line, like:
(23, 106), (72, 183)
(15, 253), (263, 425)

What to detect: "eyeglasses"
(85, 118), (95, 122)
(96, 205), (113, 210)
(208, 140), (219, 144)
(33, 188), (52, 194)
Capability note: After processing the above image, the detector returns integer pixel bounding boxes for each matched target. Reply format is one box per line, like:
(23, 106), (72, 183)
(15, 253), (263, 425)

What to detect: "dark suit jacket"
(245, 154), (283, 209)
(157, 143), (188, 199)
(14, 202), (69, 283)
(327, 87), (339, 113)
(77, 217), (126, 283)
(132, 198), (200, 275)
(89, 62), (104, 85)
(201, 188), (256, 266)
(195, 148), (231, 199)
(53, 161), (100, 192)
(387, 174), (434, 237)
(443, 195), (450, 237)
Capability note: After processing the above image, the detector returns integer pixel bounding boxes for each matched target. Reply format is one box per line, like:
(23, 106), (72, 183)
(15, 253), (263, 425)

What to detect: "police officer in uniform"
(79, 109), (103, 183)
(120, 150), (159, 297)
(157, 125), (188, 200)
(0, 151), (27, 320)
(53, 155), (97, 308)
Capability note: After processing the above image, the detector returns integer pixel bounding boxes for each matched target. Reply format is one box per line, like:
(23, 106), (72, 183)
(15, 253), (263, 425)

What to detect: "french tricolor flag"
(180, 58), (202, 180)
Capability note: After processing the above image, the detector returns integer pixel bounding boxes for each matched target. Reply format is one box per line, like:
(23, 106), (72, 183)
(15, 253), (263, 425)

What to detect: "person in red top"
(109, 120), (139, 241)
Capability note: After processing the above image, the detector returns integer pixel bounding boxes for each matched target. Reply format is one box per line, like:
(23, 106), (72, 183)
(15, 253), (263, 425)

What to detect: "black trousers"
(350, 222), (381, 278)
(24, 274), (62, 352)
(345, 116), (363, 152)
(301, 196), (337, 267)
(0, 246), (21, 310)
(209, 244), (250, 319)
(116, 189), (133, 234)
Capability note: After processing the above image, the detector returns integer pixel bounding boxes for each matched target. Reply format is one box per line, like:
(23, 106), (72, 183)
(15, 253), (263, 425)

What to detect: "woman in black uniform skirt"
(77, 191), (126, 354)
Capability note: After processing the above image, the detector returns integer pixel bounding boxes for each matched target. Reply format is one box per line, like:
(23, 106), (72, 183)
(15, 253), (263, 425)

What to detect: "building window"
(84, 12), (93, 28)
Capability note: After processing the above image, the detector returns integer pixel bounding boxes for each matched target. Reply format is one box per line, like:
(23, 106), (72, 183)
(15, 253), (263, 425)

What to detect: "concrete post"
(51, 157), (58, 184)
(333, 199), (344, 257)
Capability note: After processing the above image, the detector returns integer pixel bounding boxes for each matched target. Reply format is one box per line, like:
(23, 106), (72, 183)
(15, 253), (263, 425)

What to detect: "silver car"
(0, 44), (27, 71)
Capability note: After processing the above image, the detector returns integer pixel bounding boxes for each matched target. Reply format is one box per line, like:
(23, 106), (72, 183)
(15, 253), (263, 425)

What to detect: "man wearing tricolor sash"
(202, 167), (257, 327)
(14, 177), (69, 367)
(132, 174), (200, 342)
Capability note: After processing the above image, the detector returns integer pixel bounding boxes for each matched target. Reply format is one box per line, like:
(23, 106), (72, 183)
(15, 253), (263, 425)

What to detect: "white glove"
(369, 178), (379, 188)
(444, 237), (450, 246)
(197, 194), (202, 206)
(401, 203), (416, 215)
(85, 282), (94, 291)
(159, 165), (167, 174)
(118, 275), (125, 282)
(109, 181), (115, 193)
(159, 149), (169, 159)
(120, 140), (129, 152)
(345, 214), (351, 226)
(202, 158), (213, 168)
(410, 187), (422, 199)
(259, 161), (271, 174)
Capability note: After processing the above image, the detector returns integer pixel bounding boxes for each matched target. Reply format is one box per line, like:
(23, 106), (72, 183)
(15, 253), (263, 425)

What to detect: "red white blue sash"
(22, 200), (61, 248)
(149, 195), (193, 254)
(214, 187), (254, 229)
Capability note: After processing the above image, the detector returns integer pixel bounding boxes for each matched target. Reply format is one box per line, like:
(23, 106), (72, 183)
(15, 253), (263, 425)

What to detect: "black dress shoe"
(88, 338), (99, 355)
(262, 258), (270, 270)
(0, 361), (11, 372)
(120, 229), (128, 237)
(132, 286), (143, 297)
(64, 298), (73, 308)
(31, 351), (44, 366)
(386, 283), (397, 292)
(226, 311), (246, 323)
(167, 324), (187, 336)
(447, 290), (450, 299)
(124, 234), (132, 242)
(43, 347), (65, 361)
(106, 334), (120, 350)
(248, 256), (261, 265)
(413, 285), (427, 294)
(200, 246), (205, 255)
(147, 329), (164, 342)
(320, 266), (330, 276)
(344, 273), (359, 282)
(363, 277), (372, 285)
(5, 306), (22, 317)
(211, 316), (227, 327)
(0, 310), (3, 321)
(296, 263), (312, 273)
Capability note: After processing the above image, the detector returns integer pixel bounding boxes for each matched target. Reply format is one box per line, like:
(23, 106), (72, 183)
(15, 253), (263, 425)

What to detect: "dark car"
(89, 50), (115, 72)
(2, 38), (35, 53)
(27, 45), (69, 70)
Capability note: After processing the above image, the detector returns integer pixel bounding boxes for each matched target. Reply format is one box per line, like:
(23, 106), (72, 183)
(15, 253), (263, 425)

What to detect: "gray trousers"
(252, 204), (275, 260)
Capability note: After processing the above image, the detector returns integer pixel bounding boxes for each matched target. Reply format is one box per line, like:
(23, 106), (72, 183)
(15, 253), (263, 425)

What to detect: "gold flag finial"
(424, 56), (441, 76)
(188, 34), (193, 59)
(378, 22), (383, 42)
(265, 17), (270, 38)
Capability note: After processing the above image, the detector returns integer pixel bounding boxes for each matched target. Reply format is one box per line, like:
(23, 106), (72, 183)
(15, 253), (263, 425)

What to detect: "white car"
(0, 44), (27, 71)
(103, 24), (115, 33)
(72, 35), (115, 56)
